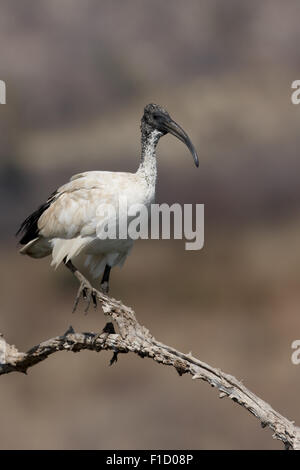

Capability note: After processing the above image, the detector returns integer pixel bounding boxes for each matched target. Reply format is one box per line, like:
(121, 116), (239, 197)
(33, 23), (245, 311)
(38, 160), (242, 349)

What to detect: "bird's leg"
(100, 264), (116, 334)
(100, 264), (111, 294)
(64, 258), (97, 313)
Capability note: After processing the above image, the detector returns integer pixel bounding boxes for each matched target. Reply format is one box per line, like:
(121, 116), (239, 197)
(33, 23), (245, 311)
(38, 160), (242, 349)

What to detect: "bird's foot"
(100, 281), (109, 294)
(73, 277), (98, 314)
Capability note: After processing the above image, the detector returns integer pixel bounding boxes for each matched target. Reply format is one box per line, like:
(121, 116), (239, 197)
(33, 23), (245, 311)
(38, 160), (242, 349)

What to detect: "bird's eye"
(153, 113), (161, 120)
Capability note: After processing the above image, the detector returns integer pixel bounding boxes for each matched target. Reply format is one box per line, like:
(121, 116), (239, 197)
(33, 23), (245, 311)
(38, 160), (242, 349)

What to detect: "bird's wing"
(37, 171), (136, 239)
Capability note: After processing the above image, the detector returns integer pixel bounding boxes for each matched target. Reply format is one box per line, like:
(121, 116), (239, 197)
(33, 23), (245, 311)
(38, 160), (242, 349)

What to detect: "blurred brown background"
(1, 0), (300, 450)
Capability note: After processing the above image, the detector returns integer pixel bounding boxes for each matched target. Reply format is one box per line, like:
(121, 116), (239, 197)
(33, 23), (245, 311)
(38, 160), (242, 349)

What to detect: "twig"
(1, 286), (299, 450)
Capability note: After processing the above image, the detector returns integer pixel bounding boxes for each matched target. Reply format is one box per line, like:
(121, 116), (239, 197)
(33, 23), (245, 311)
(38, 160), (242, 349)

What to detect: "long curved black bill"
(163, 118), (199, 167)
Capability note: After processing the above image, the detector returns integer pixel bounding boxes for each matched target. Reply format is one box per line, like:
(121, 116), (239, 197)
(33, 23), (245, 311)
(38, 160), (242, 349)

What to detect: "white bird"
(17, 104), (199, 311)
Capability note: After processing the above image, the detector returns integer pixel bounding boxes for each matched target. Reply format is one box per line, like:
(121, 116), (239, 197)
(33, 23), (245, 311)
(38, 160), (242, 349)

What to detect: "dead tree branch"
(1, 287), (299, 450)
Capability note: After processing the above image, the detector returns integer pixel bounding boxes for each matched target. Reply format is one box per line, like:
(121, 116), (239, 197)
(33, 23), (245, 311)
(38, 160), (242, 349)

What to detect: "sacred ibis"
(17, 104), (199, 311)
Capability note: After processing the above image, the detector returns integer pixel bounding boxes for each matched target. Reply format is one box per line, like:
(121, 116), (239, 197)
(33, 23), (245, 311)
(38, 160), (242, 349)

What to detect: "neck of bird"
(137, 129), (161, 185)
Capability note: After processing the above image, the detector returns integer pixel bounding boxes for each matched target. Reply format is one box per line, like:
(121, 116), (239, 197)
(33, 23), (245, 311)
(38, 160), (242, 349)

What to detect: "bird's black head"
(141, 103), (199, 167)
(142, 103), (171, 135)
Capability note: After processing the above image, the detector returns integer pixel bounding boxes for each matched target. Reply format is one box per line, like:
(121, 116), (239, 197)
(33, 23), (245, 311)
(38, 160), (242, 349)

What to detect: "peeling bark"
(1, 288), (299, 450)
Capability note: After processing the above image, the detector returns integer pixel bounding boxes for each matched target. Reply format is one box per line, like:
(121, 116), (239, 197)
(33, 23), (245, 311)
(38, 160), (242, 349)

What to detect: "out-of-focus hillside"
(1, 0), (300, 129)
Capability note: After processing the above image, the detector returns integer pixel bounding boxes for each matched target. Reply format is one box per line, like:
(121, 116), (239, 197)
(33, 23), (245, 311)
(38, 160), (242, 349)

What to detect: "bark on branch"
(1, 289), (299, 450)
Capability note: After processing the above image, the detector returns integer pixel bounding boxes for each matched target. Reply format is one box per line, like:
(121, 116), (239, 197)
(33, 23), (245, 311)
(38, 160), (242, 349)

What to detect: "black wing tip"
(16, 212), (40, 245)
(16, 190), (57, 245)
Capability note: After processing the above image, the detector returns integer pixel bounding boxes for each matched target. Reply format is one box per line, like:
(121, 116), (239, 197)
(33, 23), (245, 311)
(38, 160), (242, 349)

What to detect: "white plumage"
(22, 169), (154, 272)
(17, 104), (198, 301)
